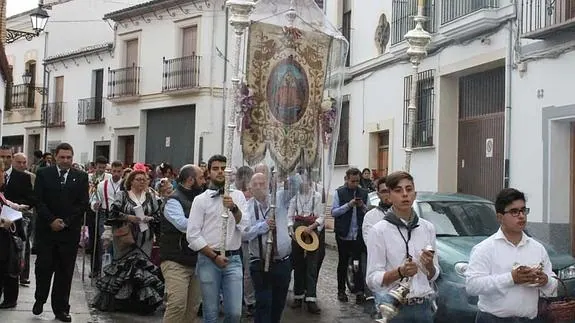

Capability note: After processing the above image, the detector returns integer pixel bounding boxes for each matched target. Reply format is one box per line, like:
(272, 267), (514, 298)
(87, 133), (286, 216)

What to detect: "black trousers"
(34, 240), (78, 314)
(86, 210), (103, 275)
(475, 312), (543, 323)
(292, 239), (319, 300)
(0, 260), (19, 304)
(335, 236), (364, 294)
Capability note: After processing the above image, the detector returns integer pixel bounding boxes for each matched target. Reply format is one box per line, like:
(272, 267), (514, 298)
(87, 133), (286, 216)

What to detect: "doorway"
(117, 135), (134, 166)
(93, 141), (111, 161)
(377, 131), (389, 178)
(27, 134), (41, 163)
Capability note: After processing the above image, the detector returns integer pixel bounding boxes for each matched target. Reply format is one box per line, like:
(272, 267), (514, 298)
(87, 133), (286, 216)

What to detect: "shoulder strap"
(254, 202), (265, 261)
(103, 180), (109, 210)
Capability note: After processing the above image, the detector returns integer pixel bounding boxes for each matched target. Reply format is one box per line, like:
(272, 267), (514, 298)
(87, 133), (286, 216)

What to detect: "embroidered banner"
(242, 22), (332, 173)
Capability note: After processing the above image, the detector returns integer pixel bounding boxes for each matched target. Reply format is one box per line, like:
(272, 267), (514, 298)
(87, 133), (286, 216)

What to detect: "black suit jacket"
(4, 168), (36, 207)
(34, 166), (89, 243)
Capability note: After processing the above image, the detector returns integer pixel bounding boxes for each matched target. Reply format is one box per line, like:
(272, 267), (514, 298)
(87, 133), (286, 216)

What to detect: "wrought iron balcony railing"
(78, 97), (105, 124)
(441, 0), (500, 24)
(42, 102), (65, 127)
(521, 0), (575, 36)
(107, 64), (140, 99)
(10, 84), (34, 109)
(162, 55), (201, 92)
(391, 0), (437, 45)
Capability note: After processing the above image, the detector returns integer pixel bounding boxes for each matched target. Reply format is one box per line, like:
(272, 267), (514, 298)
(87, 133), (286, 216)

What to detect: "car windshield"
(418, 201), (499, 237)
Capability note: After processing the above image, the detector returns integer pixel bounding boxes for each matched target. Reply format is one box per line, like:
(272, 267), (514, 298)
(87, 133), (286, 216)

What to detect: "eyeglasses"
(504, 207), (530, 217)
(378, 189), (389, 194)
(134, 178), (149, 182)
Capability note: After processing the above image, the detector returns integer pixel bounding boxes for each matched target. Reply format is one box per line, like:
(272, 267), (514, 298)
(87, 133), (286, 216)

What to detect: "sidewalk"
(0, 254), (92, 323)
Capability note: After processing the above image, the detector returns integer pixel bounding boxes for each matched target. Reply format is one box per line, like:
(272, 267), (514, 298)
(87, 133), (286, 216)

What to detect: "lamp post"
(218, 0), (255, 252)
(22, 70), (48, 95)
(403, 0), (432, 172)
(6, 1), (50, 44)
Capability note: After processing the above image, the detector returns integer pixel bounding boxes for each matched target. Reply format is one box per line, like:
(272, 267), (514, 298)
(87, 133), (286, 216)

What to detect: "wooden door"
(124, 136), (134, 166)
(125, 39), (138, 67)
(377, 131), (389, 178)
(567, 0), (575, 20)
(182, 26), (198, 87)
(457, 67), (505, 200)
(52, 76), (64, 124)
(27, 62), (36, 108)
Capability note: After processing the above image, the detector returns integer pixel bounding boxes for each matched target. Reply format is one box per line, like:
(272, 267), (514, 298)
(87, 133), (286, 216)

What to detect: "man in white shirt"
(366, 171), (439, 322)
(187, 154), (249, 323)
(466, 188), (557, 322)
(362, 176), (391, 246)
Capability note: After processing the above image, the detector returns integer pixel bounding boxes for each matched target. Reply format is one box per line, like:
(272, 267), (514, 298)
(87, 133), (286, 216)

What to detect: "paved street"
(0, 233), (375, 323)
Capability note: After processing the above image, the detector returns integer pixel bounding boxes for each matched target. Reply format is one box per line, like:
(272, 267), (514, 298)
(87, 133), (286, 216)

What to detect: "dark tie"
(59, 169), (67, 185)
(4, 173), (8, 185)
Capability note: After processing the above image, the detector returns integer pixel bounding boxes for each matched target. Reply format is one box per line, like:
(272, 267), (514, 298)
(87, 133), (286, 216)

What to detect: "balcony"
(78, 97), (105, 125)
(107, 65), (140, 100)
(42, 102), (65, 127)
(9, 84), (35, 110)
(521, 0), (575, 39)
(441, 0), (500, 24)
(162, 55), (201, 93)
(391, 0), (437, 45)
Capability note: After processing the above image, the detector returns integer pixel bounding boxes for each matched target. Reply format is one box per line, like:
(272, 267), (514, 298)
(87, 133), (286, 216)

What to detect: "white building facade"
(103, 0), (230, 168)
(2, 0), (148, 162)
(325, 0), (575, 253)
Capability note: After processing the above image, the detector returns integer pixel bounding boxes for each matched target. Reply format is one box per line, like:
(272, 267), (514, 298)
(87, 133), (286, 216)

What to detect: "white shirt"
(286, 191), (325, 230)
(366, 217), (440, 298)
(465, 229), (557, 319)
(362, 206), (386, 246)
(91, 178), (123, 211)
(187, 189), (249, 252)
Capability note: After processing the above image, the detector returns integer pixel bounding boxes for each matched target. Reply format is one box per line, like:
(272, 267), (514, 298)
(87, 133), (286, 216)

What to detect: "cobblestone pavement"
(85, 248), (375, 323)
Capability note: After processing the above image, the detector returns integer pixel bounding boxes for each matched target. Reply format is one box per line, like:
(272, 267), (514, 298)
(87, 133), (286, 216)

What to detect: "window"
(403, 69), (435, 148)
(391, 0), (436, 45)
(335, 96), (350, 165)
(341, 0), (351, 67)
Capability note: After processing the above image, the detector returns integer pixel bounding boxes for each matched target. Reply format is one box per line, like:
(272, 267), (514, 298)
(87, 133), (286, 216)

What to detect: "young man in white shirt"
(366, 171), (439, 322)
(186, 155), (249, 323)
(466, 188), (557, 323)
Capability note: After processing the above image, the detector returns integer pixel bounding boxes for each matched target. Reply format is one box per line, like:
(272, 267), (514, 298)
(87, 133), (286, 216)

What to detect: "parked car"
(366, 191), (575, 322)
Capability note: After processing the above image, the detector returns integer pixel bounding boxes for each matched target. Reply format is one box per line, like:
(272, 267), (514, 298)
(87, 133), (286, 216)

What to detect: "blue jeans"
(378, 294), (434, 323)
(196, 253), (243, 323)
(249, 258), (292, 323)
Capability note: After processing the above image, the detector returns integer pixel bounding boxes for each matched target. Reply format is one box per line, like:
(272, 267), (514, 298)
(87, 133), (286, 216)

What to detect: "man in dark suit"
(33, 143), (89, 322)
(0, 146), (34, 308)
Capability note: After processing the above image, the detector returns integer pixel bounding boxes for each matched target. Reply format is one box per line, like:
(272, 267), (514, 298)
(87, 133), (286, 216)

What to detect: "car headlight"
(454, 262), (469, 277)
(558, 265), (575, 280)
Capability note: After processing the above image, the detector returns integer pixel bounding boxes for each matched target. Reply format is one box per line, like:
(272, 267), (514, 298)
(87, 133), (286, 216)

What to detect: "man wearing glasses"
(466, 188), (557, 323)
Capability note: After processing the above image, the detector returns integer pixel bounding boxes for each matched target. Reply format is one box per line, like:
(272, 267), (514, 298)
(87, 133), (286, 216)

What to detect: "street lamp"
(22, 70), (48, 95)
(6, 2), (50, 44)
(403, 0), (432, 172)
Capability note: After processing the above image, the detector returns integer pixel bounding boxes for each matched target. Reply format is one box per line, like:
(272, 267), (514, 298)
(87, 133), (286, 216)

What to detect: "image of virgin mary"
(266, 56), (309, 125)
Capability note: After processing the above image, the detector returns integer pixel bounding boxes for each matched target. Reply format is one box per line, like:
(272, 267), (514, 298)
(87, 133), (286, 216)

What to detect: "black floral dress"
(92, 190), (164, 314)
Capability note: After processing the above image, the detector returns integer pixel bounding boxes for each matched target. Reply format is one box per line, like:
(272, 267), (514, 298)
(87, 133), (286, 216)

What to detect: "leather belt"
(214, 249), (241, 257)
(249, 255), (290, 263)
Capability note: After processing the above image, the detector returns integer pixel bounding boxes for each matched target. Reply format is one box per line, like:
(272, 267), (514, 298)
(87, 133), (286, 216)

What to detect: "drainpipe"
(503, 19), (513, 188)
(221, 6), (229, 153)
(42, 31), (49, 152)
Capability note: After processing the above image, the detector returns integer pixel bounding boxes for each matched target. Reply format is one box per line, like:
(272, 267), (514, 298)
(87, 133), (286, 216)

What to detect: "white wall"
(108, 0), (229, 164)
(509, 50), (575, 223)
(44, 52), (114, 163)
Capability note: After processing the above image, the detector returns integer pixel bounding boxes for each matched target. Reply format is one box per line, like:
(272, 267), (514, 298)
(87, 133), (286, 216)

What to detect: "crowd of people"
(0, 142), (560, 323)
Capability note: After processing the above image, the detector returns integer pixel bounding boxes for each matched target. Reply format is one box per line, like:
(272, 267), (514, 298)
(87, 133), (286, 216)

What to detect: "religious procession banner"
(242, 21), (332, 173)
